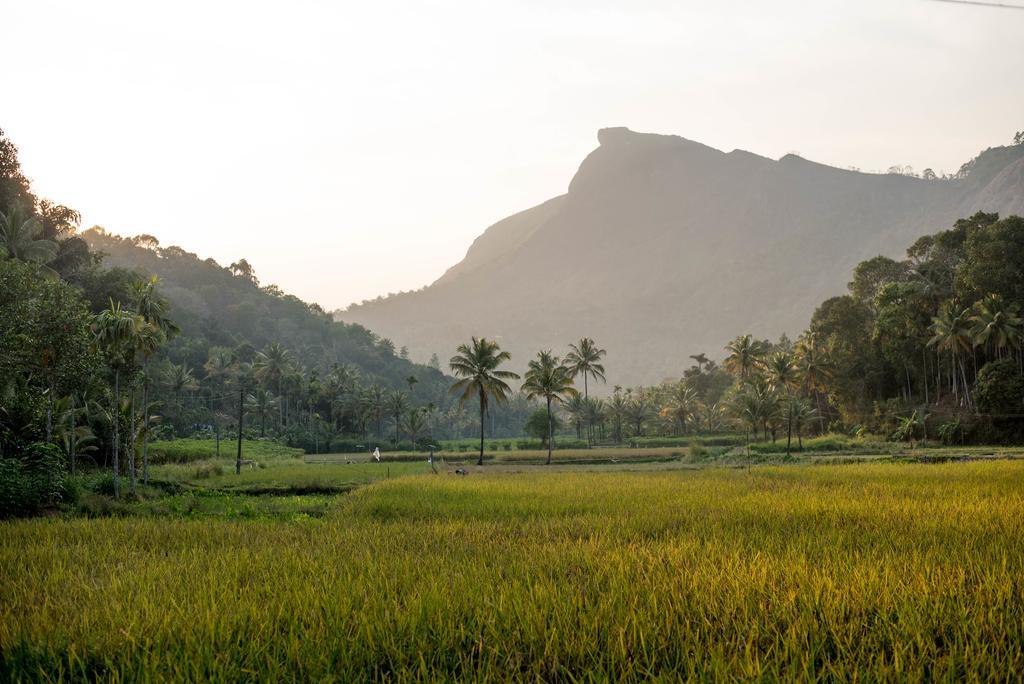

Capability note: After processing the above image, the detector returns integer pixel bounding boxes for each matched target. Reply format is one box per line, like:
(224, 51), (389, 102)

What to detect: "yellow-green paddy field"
(2, 458), (1023, 681)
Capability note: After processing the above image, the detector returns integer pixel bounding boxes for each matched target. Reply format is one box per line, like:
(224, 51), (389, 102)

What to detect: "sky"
(5, 0), (1023, 310)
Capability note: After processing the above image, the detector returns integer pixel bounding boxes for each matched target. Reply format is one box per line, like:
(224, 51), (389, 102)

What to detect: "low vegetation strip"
(2, 462), (1022, 680)
(145, 438), (305, 465)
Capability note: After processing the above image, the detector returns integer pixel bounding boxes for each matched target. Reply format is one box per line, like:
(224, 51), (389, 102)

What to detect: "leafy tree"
(975, 359), (1024, 429)
(957, 216), (1024, 305)
(849, 256), (909, 305)
(0, 258), (98, 456)
(448, 337), (519, 466)
(524, 407), (560, 446)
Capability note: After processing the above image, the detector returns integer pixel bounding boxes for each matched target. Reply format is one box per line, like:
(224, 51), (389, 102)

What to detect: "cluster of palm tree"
(721, 334), (826, 452)
(89, 278), (178, 497)
(447, 337), (609, 465)
(928, 294), (1024, 407)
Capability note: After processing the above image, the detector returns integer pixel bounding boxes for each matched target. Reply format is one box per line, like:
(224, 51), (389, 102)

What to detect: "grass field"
(2, 460), (1023, 680)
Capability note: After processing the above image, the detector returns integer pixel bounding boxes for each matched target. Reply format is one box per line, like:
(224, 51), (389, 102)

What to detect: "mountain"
(339, 127), (1024, 384)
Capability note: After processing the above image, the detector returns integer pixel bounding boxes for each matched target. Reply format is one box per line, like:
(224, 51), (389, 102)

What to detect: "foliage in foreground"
(1, 462), (1022, 680)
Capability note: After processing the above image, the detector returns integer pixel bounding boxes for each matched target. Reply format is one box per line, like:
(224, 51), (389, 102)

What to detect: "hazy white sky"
(5, 0), (1023, 309)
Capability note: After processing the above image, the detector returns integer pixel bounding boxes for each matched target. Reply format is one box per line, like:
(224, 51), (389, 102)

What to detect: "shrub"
(75, 493), (131, 518)
(0, 442), (69, 518)
(975, 359), (1024, 442)
(192, 463), (225, 479)
(937, 419), (964, 446)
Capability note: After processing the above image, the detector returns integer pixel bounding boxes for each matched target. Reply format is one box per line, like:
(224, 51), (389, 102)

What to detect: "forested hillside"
(342, 127), (1024, 383)
(82, 229), (446, 398)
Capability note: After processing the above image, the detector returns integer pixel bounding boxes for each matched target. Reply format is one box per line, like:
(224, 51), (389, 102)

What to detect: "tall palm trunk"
(478, 390), (485, 467)
(785, 395), (793, 457)
(142, 375), (150, 484)
(583, 374), (590, 447)
(128, 385), (137, 496)
(922, 347), (929, 405)
(69, 395), (77, 475)
(546, 396), (553, 466)
(815, 391), (825, 435)
(46, 378), (54, 442)
(112, 369), (121, 499)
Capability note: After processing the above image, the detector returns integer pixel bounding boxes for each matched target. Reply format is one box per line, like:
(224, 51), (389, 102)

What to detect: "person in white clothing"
(373, 447), (381, 462)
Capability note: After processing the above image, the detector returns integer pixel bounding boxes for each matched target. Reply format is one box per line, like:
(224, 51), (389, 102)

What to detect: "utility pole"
(236, 386), (244, 475)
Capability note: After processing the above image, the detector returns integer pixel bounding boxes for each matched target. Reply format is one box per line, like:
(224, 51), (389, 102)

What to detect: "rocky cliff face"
(340, 128), (1024, 384)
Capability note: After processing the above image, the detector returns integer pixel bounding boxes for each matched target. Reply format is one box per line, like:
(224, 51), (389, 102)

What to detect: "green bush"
(0, 442), (69, 518)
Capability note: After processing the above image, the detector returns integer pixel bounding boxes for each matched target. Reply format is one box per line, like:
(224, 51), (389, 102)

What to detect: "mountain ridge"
(340, 128), (1024, 384)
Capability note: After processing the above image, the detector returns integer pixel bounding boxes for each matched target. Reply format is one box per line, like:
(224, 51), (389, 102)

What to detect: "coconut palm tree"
(92, 300), (142, 499)
(929, 302), (974, 406)
(700, 401), (726, 433)
(365, 385), (386, 441)
(970, 294), (1023, 361)
(449, 337), (520, 466)
(202, 347), (234, 458)
(795, 334), (833, 433)
(565, 338), (606, 445)
(0, 204), (57, 264)
(402, 407), (430, 449)
(254, 343), (291, 430)
(724, 334), (768, 381)
(762, 351), (799, 450)
(563, 394), (587, 440)
(521, 350), (577, 465)
(164, 363), (199, 418)
(126, 322), (164, 494)
(664, 383), (698, 435)
(729, 389), (762, 445)
(130, 277), (175, 484)
(53, 395), (95, 475)
(586, 398), (607, 442)
(789, 398), (816, 450)
(625, 388), (653, 437)
(245, 388), (278, 437)
(385, 390), (409, 443)
(607, 388), (628, 444)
